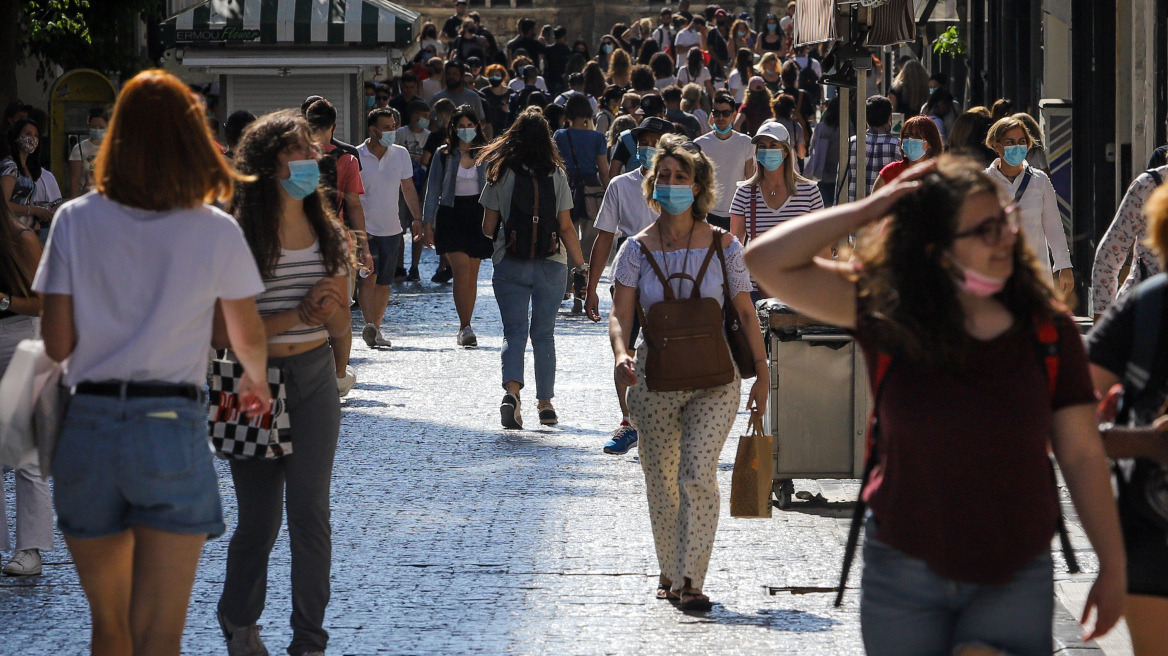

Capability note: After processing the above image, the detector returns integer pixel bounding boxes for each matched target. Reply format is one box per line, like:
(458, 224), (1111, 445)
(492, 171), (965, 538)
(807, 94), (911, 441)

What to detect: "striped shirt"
(257, 242), (329, 344)
(730, 181), (825, 238)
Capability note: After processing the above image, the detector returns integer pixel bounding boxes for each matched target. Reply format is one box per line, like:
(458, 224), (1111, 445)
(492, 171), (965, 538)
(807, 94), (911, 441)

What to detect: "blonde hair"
(741, 121), (811, 192)
(985, 116), (1033, 150)
(642, 133), (718, 220)
(1146, 183), (1168, 263)
(759, 52), (781, 75)
(1011, 112), (1044, 148)
(608, 114), (637, 147)
(680, 83), (702, 113)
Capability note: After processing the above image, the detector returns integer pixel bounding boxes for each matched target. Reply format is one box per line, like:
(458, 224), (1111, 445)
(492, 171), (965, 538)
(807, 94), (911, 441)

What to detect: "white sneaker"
(219, 611), (270, 656)
(361, 323), (377, 348)
(3, 549), (41, 576)
(373, 328), (392, 348)
(337, 366), (356, 397)
(457, 326), (478, 348)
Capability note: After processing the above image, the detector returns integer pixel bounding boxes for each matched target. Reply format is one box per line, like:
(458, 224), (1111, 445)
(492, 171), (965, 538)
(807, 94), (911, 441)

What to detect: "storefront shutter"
(227, 74), (351, 140)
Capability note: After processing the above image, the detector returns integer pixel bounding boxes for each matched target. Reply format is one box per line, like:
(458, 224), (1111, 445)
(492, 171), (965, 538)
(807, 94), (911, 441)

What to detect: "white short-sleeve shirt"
(357, 142), (414, 237)
(694, 130), (754, 216)
(594, 167), (657, 238)
(32, 193), (265, 386)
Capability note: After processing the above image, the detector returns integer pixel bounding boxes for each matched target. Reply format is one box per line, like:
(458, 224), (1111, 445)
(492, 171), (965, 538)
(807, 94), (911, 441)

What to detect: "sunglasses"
(376, 95), (390, 101)
(953, 205), (1019, 247)
(710, 109), (734, 118)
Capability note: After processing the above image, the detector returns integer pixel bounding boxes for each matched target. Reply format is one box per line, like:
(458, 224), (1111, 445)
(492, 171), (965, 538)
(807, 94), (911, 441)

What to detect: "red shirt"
(852, 310), (1096, 584)
(322, 143), (364, 222)
(878, 159), (910, 183)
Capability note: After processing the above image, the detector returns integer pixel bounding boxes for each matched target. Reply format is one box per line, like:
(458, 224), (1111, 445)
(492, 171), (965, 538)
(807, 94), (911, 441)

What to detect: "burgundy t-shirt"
(852, 310), (1097, 584)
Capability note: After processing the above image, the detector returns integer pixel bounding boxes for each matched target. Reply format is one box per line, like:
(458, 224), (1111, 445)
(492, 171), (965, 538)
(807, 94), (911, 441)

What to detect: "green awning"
(160, 0), (420, 48)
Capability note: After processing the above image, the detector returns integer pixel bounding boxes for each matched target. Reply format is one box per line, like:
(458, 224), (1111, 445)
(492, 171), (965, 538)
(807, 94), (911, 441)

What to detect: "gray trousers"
(218, 344), (340, 655)
(0, 316), (54, 553)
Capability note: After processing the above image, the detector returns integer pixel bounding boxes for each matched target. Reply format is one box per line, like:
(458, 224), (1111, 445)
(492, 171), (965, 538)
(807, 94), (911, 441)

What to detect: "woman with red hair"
(872, 115), (944, 192)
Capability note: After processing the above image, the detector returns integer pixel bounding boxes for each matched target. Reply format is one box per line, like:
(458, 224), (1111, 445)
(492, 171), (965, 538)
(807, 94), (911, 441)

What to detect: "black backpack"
(503, 167), (560, 259)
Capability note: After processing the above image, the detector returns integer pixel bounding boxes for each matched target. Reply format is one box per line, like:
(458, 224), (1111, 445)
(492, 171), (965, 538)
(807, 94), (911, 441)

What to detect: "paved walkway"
(0, 246), (1123, 655)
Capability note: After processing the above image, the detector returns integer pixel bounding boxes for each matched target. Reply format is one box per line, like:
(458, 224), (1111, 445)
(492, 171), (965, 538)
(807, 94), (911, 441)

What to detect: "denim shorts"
(367, 233), (403, 286)
(52, 392), (225, 539)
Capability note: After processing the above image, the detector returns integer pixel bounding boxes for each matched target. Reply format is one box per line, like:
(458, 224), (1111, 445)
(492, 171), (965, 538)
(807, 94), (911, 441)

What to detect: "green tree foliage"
(21, 0), (165, 82)
(932, 26), (967, 57)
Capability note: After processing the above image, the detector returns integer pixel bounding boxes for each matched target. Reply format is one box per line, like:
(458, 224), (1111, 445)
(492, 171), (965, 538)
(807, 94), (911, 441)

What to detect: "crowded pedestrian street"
(0, 248), (1132, 655)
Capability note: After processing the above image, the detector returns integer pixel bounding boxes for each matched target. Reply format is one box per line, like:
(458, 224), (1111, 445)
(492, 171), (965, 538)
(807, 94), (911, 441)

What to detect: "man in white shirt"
(356, 108), (423, 349)
(672, 16), (703, 60)
(694, 92), (755, 231)
(584, 116), (673, 455)
(652, 7), (676, 54)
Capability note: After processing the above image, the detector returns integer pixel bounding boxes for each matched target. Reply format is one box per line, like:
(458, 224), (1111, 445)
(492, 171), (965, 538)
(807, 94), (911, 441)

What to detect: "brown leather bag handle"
(711, 227), (733, 303)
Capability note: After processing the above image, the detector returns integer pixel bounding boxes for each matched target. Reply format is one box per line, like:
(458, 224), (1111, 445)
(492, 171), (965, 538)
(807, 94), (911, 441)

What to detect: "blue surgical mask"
(457, 127), (477, 143)
(714, 122), (733, 135)
(901, 138), (927, 162)
(929, 87), (937, 95)
(602, 44), (613, 54)
(1002, 144), (1028, 167)
(767, 23), (777, 31)
(89, 128), (106, 143)
(416, 118), (430, 129)
(653, 183), (695, 215)
(280, 159), (321, 200)
(366, 95), (376, 109)
(637, 145), (657, 169)
(379, 130), (396, 148)
(756, 148), (785, 171)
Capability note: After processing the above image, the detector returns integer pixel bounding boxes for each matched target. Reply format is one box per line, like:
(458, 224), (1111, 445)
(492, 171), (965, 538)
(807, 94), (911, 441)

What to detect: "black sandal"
(679, 590), (713, 611)
(656, 584), (679, 601)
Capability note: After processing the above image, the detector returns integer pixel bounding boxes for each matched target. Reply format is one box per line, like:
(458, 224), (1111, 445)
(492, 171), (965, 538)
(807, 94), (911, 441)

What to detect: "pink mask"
(949, 258), (1007, 297)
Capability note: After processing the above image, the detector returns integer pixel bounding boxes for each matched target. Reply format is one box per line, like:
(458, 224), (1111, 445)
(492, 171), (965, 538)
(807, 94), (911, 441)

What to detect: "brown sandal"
(656, 584), (679, 601)
(679, 590), (713, 611)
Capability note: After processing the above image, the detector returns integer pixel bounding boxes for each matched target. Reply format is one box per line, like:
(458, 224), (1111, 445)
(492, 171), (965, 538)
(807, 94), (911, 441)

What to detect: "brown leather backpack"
(636, 241), (736, 392)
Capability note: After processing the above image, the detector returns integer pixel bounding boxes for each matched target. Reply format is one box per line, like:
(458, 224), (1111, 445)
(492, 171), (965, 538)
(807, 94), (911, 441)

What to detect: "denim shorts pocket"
(133, 410), (202, 480)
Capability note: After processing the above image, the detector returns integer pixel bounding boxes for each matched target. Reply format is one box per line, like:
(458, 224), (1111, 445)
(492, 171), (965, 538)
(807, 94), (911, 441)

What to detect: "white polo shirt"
(357, 142), (413, 238)
(594, 167), (657, 238)
(694, 129), (754, 216)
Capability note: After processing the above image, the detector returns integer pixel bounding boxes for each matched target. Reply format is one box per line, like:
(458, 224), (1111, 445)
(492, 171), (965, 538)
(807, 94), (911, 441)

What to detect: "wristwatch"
(0, 295), (11, 312)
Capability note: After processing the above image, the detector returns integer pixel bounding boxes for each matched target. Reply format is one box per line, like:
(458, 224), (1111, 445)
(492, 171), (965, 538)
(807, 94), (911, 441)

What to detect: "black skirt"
(435, 195), (494, 259)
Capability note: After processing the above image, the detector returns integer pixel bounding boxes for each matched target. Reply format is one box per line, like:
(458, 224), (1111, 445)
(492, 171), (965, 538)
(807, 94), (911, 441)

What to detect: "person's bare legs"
(357, 274), (391, 328)
(446, 251), (481, 330)
(67, 531), (134, 656)
(127, 525), (205, 656)
(1126, 594), (1168, 655)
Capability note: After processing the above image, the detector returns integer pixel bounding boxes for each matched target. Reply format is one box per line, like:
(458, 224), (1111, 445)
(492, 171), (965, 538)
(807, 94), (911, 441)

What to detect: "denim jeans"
(860, 515), (1054, 656)
(492, 255), (567, 400)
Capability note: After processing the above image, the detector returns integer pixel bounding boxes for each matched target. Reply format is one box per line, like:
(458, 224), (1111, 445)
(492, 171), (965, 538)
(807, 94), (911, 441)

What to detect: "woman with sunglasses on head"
(744, 156), (1125, 655)
(985, 116), (1074, 297)
(872, 115), (944, 193)
(423, 105), (493, 348)
(215, 108), (353, 656)
(36, 69), (272, 656)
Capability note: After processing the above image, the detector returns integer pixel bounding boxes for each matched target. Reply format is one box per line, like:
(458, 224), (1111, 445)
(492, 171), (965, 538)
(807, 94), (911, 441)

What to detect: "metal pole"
(856, 68), (868, 200)
(838, 87), (851, 206)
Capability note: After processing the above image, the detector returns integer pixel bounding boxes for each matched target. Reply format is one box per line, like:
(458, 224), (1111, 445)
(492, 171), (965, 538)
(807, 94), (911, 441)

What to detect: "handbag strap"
(711, 227), (734, 305)
(689, 244), (719, 299)
(638, 240), (677, 301)
(565, 128), (581, 173)
(750, 184), (758, 240)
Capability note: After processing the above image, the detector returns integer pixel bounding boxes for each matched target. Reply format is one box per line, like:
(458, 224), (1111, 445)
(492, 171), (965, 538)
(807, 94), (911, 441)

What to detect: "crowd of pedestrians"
(3, 2), (1168, 655)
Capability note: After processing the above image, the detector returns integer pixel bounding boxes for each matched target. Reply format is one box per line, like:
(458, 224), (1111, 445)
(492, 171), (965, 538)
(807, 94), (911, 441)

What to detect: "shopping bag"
(207, 354), (291, 460)
(0, 339), (63, 469)
(730, 416), (774, 518)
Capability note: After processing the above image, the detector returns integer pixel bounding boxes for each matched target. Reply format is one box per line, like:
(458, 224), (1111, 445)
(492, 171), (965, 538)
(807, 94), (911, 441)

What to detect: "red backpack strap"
(1033, 314), (1060, 398)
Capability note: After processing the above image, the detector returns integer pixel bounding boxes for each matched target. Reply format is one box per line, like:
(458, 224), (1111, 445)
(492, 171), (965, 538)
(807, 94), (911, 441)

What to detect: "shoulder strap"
(1148, 169), (1164, 187)
(750, 184), (758, 240)
(637, 241), (676, 300)
(565, 129), (581, 170)
(712, 227), (732, 302)
(1033, 314), (1060, 399)
(689, 243), (719, 298)
(1123, 272), (1168, 397)
(1012, 167), (1034, 205)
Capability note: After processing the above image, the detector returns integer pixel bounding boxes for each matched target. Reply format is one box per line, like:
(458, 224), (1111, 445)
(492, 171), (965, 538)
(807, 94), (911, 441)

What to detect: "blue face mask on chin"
(280, 159), (321, 200)
(637, 145), (657, 169)
(653, 184), (695, 215)
(901, 138), (927, 162)
(1002, 144), (1028, 167)
(756, 148), (785, 171)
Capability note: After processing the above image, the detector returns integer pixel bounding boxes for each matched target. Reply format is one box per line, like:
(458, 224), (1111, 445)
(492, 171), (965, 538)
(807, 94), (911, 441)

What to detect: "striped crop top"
(256, 242), (330, 344)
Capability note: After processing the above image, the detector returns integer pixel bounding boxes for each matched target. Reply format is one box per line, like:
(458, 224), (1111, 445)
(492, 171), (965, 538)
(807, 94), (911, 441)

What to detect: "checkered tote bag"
(207, 356), (291, 459)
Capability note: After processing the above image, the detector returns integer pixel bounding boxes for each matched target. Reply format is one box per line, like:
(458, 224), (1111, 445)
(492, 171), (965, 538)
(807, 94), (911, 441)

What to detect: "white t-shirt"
(357, 142), (413, 237)
(655, 76), (679, 90)
(694, 130), (754, 216)
(594, 167), (657, 238)
(421, 78), (443, 103)
(674, 28), (702, 53)
(32, 193), (265, 386)
(727, 69), (748, 103)
(677, 66), (712, 89)
(509, 76), (548, 93)
(68, 139), (100, 194)
(394, 126), (430, 161)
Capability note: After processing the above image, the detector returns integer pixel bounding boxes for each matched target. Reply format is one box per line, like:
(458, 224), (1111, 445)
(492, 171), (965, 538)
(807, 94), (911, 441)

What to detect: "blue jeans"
(492, 255), (567, 400)
(860, 516), (1054, 656)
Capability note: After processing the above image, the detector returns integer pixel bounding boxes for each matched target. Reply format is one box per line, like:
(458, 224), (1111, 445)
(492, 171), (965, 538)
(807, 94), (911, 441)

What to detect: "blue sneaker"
(603, 422), (638, 454)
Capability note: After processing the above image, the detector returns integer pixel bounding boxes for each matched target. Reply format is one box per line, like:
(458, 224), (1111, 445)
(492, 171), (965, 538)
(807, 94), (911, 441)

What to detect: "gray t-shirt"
(479, 167), (573, 265)
(32, 193), (265, 386)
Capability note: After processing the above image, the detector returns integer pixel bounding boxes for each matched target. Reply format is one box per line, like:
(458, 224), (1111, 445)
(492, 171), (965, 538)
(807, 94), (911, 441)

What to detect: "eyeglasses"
(710, 109), (734, 118)
(953, 205), (1019, 246)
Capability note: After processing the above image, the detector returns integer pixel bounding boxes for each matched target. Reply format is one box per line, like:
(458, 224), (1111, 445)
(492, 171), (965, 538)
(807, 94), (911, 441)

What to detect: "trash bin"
(759, 301), (873, 509)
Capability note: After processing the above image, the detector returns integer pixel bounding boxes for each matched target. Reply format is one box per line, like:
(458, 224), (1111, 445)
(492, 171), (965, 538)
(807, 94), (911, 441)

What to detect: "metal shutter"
(227, 74), (350, 140)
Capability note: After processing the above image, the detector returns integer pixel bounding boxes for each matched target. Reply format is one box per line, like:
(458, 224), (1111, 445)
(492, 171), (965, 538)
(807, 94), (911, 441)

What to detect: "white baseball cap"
(751, 120), (791, 145)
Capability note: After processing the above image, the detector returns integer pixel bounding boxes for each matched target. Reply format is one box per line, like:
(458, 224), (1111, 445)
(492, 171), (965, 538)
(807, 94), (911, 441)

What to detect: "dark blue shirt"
(554, 128), (607, 176)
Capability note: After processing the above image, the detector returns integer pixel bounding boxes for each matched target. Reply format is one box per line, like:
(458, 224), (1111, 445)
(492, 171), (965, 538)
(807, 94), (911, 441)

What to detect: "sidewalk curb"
(1053, 597), (1100, 655)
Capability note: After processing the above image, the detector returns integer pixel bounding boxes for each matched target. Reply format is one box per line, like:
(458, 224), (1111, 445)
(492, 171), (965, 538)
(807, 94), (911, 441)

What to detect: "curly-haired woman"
(214, 109), (353, 656)
(609, 134), (768, 611)
(745, 156), (1125, 654)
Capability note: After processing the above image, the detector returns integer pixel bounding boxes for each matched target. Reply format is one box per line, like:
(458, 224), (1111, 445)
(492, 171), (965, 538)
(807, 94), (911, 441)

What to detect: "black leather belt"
(74, 381), (203, 402)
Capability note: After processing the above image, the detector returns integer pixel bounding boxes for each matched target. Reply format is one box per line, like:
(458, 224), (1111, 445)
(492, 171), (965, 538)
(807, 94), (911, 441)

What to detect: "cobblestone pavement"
(0, 246), (1119, 656)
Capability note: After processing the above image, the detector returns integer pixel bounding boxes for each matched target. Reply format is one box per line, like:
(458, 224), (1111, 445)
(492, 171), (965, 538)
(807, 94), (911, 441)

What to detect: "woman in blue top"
(553, 93), (610, 312)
